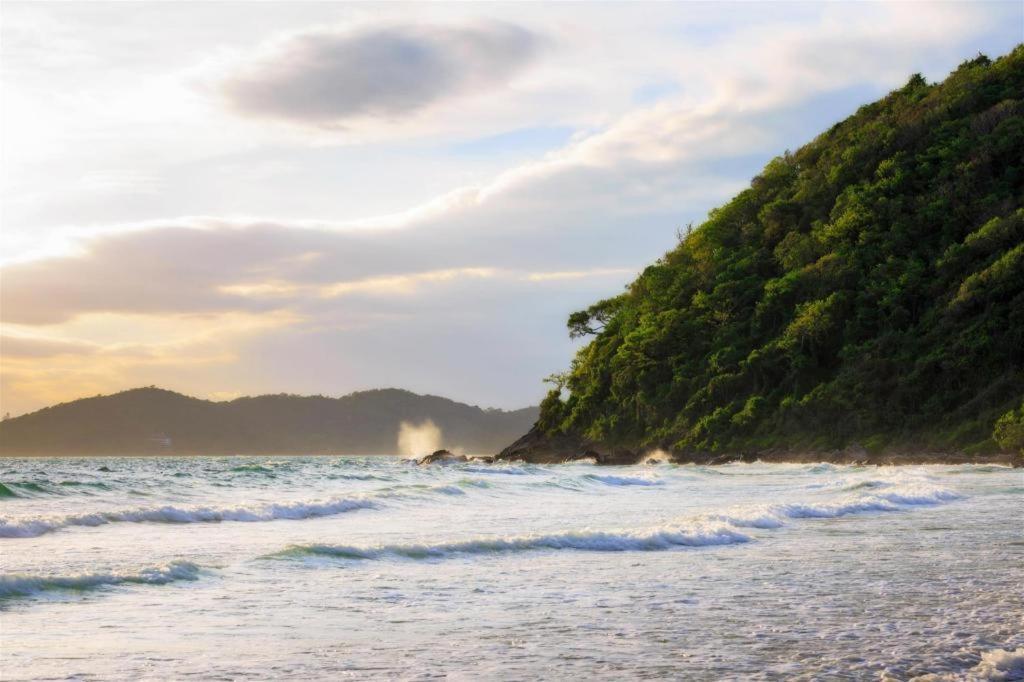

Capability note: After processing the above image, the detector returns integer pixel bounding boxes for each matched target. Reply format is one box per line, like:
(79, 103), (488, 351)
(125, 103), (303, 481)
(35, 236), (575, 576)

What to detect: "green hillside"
(537, 48), (1024, 457)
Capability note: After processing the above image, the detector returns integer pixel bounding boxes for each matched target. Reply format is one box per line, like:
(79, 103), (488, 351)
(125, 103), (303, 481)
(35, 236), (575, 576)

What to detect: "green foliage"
(993, 402), (1024, 453)
(540, 47), (1024, 454)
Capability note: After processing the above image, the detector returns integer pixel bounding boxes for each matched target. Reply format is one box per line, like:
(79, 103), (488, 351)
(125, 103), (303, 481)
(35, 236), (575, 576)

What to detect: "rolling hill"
(0, 387), (538, 456)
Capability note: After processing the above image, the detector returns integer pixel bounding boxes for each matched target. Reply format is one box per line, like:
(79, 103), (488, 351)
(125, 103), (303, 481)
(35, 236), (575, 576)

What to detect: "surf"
(0, 560), (202, 600)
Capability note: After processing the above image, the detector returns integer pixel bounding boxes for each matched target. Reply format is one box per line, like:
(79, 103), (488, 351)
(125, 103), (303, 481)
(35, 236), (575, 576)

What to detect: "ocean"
(1, 456), (1022, 680)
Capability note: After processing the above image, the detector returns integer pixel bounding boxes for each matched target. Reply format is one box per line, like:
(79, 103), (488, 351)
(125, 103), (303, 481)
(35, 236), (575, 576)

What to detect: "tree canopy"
(539, 47), (1024, 455)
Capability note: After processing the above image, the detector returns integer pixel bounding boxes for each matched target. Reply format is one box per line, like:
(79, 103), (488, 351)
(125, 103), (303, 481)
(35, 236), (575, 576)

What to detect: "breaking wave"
(0, 560), (202, 600)
(271, 480), (961, 564)
(709, 484), (961, 528)
(273, 523), (751, 561)
(0, 497), (376, 538)
(774, 487), (960, 519)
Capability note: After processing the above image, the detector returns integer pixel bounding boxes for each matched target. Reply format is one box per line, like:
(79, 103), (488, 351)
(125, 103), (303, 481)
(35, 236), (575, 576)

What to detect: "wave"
(0, 476), (492, 538)
(0, 497), (376, 538)
(230, 464), (276, 474)
(376, 483), (470, 498)
(804, 478), (890, 491)
(0, 479), (114, 499)
(0, 560), (202, 600)
(274, 523), (751, 561)
(460, 465), (538, 476)
(427, 485), (466, 496)
(583, 474), (663, 487)
(710, 484), (961, 528)
(779, 487), (960, 519)
(707, 511), (788, 529)
(0, 481), (50, 498)
(270, 482), (962, 563)
(327, 473), (394, 481)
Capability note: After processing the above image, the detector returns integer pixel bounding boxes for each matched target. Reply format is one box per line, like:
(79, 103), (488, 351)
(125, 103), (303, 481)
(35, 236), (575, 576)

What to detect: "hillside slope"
(514, 48), (1024, 463)
(0, 387), (538, 455)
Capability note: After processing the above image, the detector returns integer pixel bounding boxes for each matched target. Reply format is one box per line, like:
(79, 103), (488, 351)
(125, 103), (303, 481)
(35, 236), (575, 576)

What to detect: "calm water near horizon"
(1, 456), (1022, 680)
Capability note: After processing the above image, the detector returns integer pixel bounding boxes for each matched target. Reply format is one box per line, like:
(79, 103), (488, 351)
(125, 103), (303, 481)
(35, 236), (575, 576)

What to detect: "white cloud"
(1, 1), (1020, 415)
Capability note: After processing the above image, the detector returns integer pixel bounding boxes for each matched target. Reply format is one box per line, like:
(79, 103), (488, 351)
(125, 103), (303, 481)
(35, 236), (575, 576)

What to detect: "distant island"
(0, 387), (538, 456)
(500, 48), (1024, 467)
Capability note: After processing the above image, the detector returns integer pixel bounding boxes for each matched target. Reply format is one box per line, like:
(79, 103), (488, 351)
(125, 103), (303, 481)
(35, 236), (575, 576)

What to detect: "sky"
(1, 2), (1022, 416)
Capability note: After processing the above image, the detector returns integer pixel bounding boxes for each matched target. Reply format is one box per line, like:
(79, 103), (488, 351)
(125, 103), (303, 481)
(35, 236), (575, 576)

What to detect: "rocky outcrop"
(416, 450), (468, 465)
(416, 450), (496, 465)
(495, 428), (640, 465)
(495, 429), (1023, 467)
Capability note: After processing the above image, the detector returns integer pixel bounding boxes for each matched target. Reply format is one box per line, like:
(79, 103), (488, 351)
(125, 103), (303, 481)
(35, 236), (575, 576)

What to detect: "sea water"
(0, 456), (1021, 680)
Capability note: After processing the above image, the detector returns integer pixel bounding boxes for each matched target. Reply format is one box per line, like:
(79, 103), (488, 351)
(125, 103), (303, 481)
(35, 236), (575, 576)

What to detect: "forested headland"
(508, 47), (1024, 465)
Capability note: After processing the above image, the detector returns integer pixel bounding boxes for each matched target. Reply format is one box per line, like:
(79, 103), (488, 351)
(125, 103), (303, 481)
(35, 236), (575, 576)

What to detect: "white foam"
(0, 560), (201, 599)
(707, 511), (788, 529)
(0, 497), (376, 538)
(969, 647), (1024, 681)
(279, 523), (751, 560)
(707, 482), (962, 528)
(642, 449), (674, 465)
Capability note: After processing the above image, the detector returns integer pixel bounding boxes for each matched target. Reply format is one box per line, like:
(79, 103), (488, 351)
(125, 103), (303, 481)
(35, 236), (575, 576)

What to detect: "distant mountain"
(0, 387), (538, 456)
(513, 48), (1024, 463)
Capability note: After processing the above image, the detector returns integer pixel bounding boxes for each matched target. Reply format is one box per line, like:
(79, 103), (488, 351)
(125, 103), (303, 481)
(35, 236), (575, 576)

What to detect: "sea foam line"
(272, 523), (752, 561)
(273, 482), (964, 563)
(0, 560), (202, 599)
(708, 484), (962, 528)
(0, 476), (497, 539)
(0, 497), (376, 539)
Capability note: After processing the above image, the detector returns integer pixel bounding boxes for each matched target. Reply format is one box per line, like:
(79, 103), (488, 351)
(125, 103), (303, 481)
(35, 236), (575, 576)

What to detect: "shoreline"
(3, 449), (1017, 467)
(495, 428), (1024, 467)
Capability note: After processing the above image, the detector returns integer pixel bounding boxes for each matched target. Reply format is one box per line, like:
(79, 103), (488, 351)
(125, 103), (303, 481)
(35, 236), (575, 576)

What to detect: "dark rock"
(417, 450), (468, 465)
(495, 427), (640, 465)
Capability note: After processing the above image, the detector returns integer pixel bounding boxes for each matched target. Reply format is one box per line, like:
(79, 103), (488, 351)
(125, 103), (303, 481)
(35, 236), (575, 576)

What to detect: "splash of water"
(643, 449), (673, 464)
(397, 419), (442, 458)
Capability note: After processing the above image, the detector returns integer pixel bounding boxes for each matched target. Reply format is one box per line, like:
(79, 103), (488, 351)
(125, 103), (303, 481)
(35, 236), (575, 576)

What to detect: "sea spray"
(643, 449), (674, 464)
(398, 419), (443, 458)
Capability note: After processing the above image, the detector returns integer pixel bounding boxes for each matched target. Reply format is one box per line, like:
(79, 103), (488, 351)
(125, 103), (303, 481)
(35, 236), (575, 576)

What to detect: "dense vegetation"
(539, 48), (1024, 456)
(0, 387), (537, 455)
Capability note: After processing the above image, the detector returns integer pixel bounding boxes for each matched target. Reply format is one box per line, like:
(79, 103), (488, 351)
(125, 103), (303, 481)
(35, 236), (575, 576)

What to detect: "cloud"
(1, 335), (99, 358)
(2, 1), (1019, 416)
(0, 310), (298, 414)
(217, 21), (543, 127)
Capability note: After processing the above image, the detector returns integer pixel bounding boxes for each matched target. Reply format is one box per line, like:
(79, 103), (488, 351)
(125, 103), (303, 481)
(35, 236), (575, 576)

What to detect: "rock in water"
(495, 427), (639, 465)
(417, 450), (468, 465)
